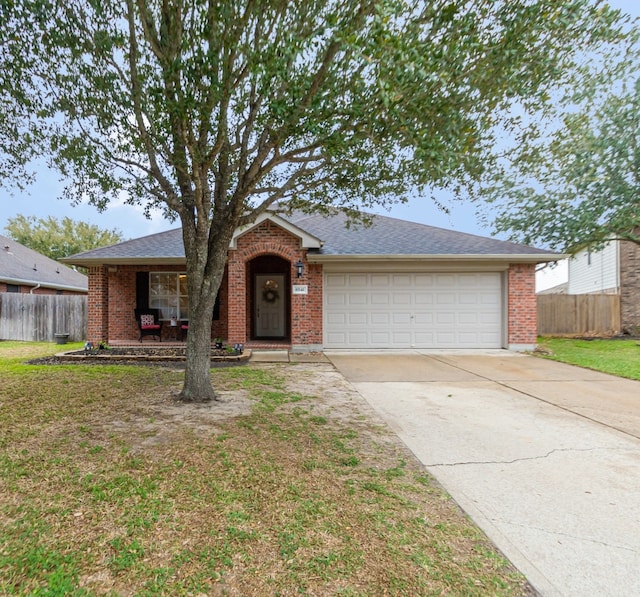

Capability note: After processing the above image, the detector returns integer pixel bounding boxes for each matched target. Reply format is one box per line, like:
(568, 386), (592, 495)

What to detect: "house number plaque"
(292, 285), (308, 295)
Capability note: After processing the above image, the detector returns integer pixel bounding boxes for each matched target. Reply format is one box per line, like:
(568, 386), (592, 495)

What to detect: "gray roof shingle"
(66, 228), (185, 261)
(286, 210), (553, 256)
(65, 210), (559, 263)
(0, 234), (88, 291)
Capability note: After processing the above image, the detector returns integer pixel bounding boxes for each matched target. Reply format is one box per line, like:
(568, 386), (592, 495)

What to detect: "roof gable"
(230, 212), (322, 249)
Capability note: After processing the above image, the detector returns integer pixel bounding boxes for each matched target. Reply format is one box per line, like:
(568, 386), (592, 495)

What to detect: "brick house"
(65, 210), (559, 351)
(0, 234), (87, 295)
(567, 239), (640, 334)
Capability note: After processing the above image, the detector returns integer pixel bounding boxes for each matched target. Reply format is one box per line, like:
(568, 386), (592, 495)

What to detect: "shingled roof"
(0, 234), (88, 292)
(285, 210), (555, 258)
(64, 210), (560, 265)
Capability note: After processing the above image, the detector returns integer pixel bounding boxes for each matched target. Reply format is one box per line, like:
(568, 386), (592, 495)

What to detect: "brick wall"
(87, 263), (230, 343)
(619, 239), (640, 334)
(108, 264), (185, 342)
(229, 220), (323, 346)
(507, 263), (538, 347)
(87, 266), (109, 343)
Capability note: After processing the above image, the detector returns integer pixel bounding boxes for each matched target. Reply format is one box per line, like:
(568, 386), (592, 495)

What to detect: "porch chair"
(180, 321), (189, 341)
(134, 308), (163, 342)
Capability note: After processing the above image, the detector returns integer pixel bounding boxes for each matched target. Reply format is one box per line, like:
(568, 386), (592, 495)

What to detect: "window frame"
(148, 272), (189, 321)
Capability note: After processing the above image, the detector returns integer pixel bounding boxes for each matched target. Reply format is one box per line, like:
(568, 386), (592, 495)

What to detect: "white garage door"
(324, 272), (503, 349)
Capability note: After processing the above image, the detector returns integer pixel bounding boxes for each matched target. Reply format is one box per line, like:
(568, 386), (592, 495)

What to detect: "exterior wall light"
(295, 259), (304, 278)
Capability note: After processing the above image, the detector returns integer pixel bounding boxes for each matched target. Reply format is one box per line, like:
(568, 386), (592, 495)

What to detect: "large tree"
(0, 0), (625, 401)
(5, 214), (124, 261)
(475, 17), (640, 253)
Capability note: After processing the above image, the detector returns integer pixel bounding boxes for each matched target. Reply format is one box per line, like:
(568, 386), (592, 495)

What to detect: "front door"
(255, 274), (286, 337)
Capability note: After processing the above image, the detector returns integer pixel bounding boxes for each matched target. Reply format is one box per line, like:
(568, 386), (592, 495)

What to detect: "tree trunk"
(176, 214), (235, 403)
(178, 300), (217, 402)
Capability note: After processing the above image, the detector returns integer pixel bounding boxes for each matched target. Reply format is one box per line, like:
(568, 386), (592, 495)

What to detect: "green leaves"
(476, 42), (640, 253)
(1, 0), (628, 219)
(4, 215), (125, 261)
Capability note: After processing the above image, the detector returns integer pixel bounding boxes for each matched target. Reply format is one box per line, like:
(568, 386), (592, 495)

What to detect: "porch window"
(149, 273), (189, 321)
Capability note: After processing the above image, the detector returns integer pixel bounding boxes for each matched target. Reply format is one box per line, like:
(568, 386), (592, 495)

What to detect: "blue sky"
(1, 0), (638, 290)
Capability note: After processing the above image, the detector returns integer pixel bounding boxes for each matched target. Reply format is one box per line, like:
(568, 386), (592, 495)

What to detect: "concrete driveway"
(325, 350), (640, 597)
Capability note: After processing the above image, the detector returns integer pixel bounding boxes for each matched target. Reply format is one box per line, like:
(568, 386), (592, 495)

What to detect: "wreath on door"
(262, 280), (279, 303)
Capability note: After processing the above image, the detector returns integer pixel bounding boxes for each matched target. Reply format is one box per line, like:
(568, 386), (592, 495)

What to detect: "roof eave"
(60, 257), (187, 267)
(0, 276), (88, 293)
(306, 253), (566, 263)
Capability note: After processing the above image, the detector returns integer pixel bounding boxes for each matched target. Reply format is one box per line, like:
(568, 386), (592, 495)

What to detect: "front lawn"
(536, 336), (640, 381)
(0, 342), (529, 596)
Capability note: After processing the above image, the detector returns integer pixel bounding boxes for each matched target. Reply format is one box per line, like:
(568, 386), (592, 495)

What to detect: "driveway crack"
(426, 446), (617, 468)
(491, 519), (640, 554)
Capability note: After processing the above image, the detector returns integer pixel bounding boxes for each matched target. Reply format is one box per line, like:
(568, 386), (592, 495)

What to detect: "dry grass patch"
(0, 342), (532, 595)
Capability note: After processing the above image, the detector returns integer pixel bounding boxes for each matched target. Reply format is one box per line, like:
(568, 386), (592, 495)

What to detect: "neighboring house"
(64, 209), (560, 351)
(0, 234), (88, 295)
(537, 281), (568, 295)
(568, 239), (640, 334)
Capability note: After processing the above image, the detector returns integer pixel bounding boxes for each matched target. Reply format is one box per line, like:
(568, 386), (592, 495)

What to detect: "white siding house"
(567, 242), (619, 295)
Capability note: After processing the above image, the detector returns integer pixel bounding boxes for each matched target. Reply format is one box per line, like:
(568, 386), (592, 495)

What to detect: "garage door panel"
(414, 331), (435, 344)
(435, 332), (456, 344)
(326, 331), (347, 344)
(414, 293), (434, 305)
(392, 293), (412, 305)
(348, 293), (368, 305)
(371, 312), (391, 324)
(326, 274), (347, 287)
(392, 275), (412, 286)
(391, 331), (412, 344)
(371, 331), (392, 344)
(347, 331), (369, 344)
(479, 312), (500, 324)
(435, 312), (455, 324)
(326, 292), (347, 306)
(371, 293), (390, 305)
(348, 312), (368, 325)
(413, 312), (434, 324)
(349, 275), (368, 287)
(326, 312), (346, 325)
(392, 312), (412, 324)
(481, 294), (500, 305)
(371, 274), (391, 286)
(324, 271), (502, 349)
(458, 312), (479, 324)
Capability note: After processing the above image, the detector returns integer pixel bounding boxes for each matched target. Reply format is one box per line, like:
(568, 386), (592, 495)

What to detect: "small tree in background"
(0, 0), (627, 402)
(5, 215), (124, 262)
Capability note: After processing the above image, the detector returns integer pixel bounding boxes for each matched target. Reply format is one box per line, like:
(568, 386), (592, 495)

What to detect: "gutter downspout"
(30, 283), (41, 294)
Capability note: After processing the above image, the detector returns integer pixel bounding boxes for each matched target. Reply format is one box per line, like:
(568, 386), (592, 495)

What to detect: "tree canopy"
(0, 0), (627, 401)
(4, 214), (124, 261)
(475, 16), (640, 253)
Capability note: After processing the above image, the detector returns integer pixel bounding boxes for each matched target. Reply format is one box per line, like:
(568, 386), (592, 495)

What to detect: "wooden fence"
(537, 294), (621, 336)
(0, 294), (87, 342)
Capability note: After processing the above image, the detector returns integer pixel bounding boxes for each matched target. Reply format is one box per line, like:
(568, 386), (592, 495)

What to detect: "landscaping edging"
(55, 347), (252, 363)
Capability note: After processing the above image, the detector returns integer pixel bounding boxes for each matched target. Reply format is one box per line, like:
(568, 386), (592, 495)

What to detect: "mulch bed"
(28, 346), (249, 368)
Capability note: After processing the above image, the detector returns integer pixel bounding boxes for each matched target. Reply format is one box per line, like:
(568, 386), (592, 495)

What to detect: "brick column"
(87, 266), (109, 343)
(291, 261), (323, 350)
(507, 264), (537, 350)
(227, 250), (247, 344)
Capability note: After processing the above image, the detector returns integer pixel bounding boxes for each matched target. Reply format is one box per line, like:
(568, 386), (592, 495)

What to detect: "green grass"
(0, 341), (529, 596)
(536, 337), (640, 380)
